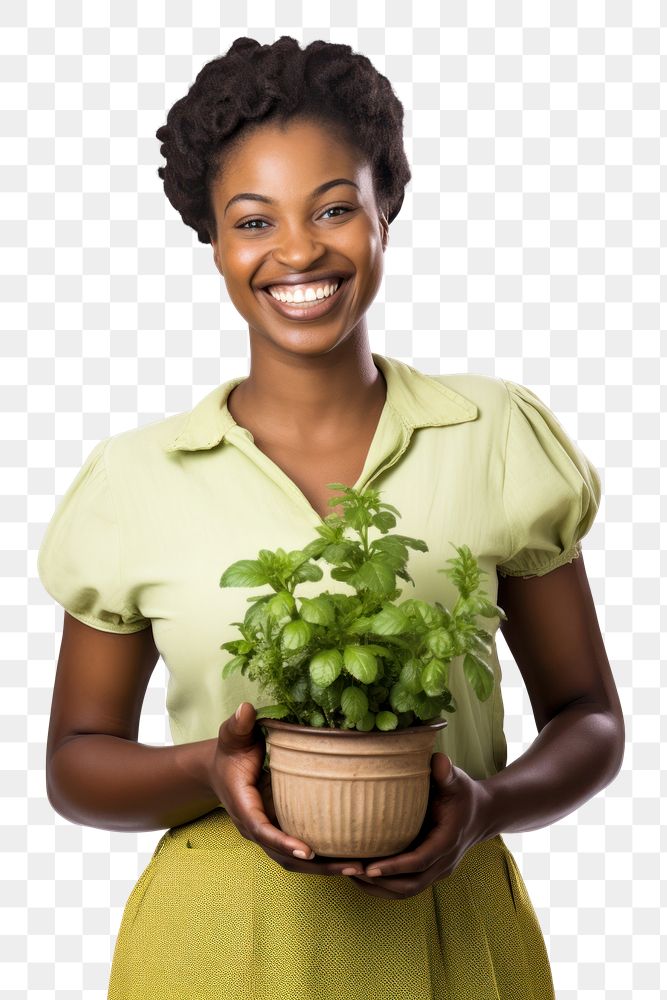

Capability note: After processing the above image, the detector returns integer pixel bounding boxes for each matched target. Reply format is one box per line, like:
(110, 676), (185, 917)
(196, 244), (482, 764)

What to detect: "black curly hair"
(155, 35), (412, 245)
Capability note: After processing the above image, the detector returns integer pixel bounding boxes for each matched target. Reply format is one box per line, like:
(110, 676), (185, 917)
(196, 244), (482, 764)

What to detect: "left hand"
(342, 753), (494, 900)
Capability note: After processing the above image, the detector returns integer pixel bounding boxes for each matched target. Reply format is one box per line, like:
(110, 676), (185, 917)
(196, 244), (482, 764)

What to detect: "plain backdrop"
(8, 3), (663, 997)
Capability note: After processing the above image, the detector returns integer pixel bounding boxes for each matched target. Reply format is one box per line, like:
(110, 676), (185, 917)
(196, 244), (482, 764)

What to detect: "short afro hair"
(155, 35), (412, 245)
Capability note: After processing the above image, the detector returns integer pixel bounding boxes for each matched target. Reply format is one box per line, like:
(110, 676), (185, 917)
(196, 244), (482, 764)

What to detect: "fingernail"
(293, 849), (315, 860)
(341, 867), (359, 876)
(236, 704), (243, 720)
(366, 867), (382, 876)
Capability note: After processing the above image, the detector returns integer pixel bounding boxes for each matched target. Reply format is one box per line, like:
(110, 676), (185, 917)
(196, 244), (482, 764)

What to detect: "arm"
(477, 554), (625, 838)
(46, 613), (220, 832)
(48, 733), (220, 833)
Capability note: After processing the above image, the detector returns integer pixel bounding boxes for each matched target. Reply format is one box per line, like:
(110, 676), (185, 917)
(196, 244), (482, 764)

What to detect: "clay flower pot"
(259, 716), (448, 859)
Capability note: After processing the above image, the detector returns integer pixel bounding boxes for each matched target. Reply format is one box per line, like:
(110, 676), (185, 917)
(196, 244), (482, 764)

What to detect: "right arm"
(46, 612), (222, 832)
(45, 612), (362, 874)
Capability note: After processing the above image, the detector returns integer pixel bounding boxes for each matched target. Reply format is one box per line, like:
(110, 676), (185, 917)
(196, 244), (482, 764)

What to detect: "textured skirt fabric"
(108, 805), (555, 999)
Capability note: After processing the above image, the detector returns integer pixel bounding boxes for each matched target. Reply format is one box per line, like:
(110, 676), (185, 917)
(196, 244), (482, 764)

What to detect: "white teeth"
(268, 280), (342, 304)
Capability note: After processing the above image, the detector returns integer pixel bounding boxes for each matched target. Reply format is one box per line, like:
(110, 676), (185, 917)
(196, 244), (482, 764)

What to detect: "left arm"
(478, 552), (625, 838)
(343, 553), (625, 898)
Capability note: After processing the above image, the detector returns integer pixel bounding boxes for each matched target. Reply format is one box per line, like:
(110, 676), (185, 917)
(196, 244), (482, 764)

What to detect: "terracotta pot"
(258, 716), (448, 858)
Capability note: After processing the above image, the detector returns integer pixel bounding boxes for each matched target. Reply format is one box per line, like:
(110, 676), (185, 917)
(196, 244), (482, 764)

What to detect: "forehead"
(212, 119), (370, 194)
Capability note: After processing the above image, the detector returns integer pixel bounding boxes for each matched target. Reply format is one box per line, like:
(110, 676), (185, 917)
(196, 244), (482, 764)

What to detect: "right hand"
(209, 702), (367, 880)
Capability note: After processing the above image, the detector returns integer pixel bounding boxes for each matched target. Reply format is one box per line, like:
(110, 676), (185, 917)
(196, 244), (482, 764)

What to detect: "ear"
(211, 241), (223, 277)
(379, 209), (389, 252)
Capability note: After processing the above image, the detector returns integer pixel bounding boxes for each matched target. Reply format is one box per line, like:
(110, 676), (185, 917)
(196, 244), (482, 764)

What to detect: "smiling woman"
(40, 32), (580, 1000)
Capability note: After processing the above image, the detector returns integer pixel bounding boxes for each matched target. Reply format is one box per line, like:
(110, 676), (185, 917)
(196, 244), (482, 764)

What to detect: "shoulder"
(428, 371), (509, 421)
(101, 411), (188, 475)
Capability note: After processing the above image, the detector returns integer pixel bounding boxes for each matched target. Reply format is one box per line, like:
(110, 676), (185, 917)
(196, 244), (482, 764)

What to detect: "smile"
(259, 277), (350, 320)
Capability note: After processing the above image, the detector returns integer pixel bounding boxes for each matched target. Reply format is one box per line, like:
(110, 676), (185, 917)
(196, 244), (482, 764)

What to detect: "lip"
(258, 271), (351, 289)
(259, 277), (351, 321)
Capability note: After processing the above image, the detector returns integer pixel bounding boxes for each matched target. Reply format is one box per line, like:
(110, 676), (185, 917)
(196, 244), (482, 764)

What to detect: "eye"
(321, 205), (351, 219)
(235, 205), (352, 230)
(236, 218), (269, 230)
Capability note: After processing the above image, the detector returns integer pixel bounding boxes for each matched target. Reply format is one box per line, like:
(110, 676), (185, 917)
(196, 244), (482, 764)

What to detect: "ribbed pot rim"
(258, 716), (448, 737)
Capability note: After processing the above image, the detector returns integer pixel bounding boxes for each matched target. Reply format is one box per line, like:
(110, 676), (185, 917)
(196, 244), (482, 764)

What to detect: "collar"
(164, 352), (478, 453)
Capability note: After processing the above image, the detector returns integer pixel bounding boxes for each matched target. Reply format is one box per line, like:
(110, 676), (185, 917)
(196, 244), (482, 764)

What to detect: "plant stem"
(358, 516), (369, 558)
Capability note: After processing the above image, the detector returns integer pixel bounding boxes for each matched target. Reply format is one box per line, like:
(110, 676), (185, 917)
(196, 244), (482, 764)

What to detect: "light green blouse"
(37, 353), (601, 779)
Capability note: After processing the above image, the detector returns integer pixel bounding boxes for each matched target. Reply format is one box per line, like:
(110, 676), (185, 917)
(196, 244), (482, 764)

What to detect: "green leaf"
(320, 541), (358, 565)
(411, 600), (442, 629)
(298, 596), (336, 627)
(412, 692), (444, 721)
(371, 510), (397, 532)
(310, 674), (345, 713)
(420, 657), (450, 697)
(353, 557), (396, 595)
(371, 535), (409, 562)
(346, 506), (373, 532)
(355, 711), (376, 732)
(341, 685), (369, 722)
(376, 710), (398, 731)
(470, 630), (494, 657)
(370, 604), (411, 635)
(299, 537), (330, 559)
(221, 654), (247, 679)
(267, 590), (296, 621)
(343, 644), (378, 683)
(256, 704), (291, 719)
(280, 619), (313, 651)
(243, 594), (274, 630)
(362, 643), (392, 657)
(286, 549), (314, 573)
(291, 561), (324, 584)
(463, 652), (494, 701)
(220, 559), (269, 588)
(424, 627), (455, 659)
(345, 615), (375, 635)
(329, 565), (357, 583)
(390, 533), (429, 553)
(290, 675), (310, 703)
(308, 710), (327, 727)
(389, 681), (415, 713)
(309, 648), (344, 687)
(399, 657), (424, 694)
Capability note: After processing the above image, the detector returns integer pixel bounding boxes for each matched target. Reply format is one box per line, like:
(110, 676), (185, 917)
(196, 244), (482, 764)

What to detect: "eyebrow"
(224, 178), (360, 216)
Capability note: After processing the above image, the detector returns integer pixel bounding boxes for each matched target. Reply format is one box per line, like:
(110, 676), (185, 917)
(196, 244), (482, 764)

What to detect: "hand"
(343, 753), (494, 900)
(256, 742), (380, 878)
(211, 703), (364, 879)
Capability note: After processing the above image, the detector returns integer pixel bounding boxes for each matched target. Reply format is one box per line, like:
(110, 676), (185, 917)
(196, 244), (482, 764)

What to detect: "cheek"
(225, 250), (260, 277)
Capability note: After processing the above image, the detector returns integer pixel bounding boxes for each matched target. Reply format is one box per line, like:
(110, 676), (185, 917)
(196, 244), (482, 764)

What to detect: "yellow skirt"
(108, 805), (555, 1000)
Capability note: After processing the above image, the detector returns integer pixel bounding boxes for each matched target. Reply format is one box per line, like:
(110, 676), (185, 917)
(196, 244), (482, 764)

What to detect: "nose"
(271, 222), (327, 271)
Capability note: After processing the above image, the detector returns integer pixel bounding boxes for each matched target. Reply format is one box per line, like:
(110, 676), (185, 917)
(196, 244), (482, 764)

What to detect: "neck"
(228, 332), (386, 448)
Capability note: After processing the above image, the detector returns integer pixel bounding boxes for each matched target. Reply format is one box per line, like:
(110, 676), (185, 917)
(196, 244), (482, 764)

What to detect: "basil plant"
(219, 483), (506, 733)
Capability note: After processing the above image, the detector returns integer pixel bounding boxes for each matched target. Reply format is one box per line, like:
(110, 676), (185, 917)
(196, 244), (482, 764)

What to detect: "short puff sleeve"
(497, 380), (602, 579)
(37, 438), (151, 633)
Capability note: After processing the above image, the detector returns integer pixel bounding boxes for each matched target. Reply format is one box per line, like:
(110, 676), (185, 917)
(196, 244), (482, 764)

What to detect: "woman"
(39, 36), (624, 999)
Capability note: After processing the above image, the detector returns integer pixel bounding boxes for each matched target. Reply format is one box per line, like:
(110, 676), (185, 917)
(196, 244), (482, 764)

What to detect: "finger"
(259, 783), (278, 826)
(238, 783), (314, 859)
(262, 847), (367, 878)
(362, 824), (444, 878)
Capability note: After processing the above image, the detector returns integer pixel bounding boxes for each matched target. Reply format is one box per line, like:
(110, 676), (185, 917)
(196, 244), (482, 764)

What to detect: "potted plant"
(218, 484), (506, 859)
